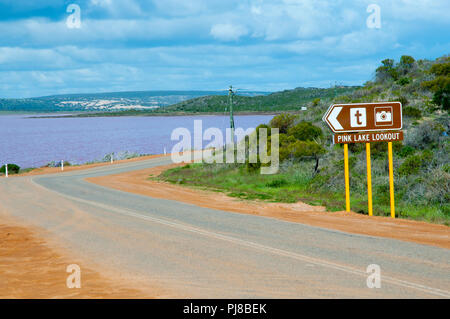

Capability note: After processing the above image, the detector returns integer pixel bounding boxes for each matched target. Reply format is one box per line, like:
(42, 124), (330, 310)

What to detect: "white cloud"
(0, 0), (449, 97)
(210, 23), (248, 41)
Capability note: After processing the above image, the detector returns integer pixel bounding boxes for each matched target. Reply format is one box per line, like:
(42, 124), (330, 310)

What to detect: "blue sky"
(0, 0), (449, 98)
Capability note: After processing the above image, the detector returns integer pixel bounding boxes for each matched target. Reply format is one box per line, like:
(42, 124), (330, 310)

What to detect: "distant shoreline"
(23, 111), (288, 119)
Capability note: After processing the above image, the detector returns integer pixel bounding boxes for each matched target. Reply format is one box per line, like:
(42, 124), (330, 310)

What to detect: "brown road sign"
(323, 102), (402, 133)
(334, 131), (404, 144)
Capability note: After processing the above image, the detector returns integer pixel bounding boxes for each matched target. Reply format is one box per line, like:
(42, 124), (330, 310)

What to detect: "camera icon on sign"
(374, 106), (393, 126)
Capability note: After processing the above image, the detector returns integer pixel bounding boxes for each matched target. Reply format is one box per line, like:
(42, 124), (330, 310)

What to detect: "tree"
(398, 55), (415, 74)
(0, 164), (20, 175)
(285, 140), (326, 173)
(422, 61), (450, 111)
(287, 122), (323, 141)
(376, 58), (399, 82)
(269, 113), (298, 134)
(278, 121), (326, 173)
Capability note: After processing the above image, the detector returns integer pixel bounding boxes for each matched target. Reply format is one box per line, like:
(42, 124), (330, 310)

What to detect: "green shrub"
(443, 164), (450, 173)
(398, 146), (416, 158)
(287, 122), (323, 141)
(422, 61), (450, 110)
(398, 55), (416, 74)
(336, 156), (357, 170)
(370, 141), (403, 159)
(376, 59), (399, 82)
(312, 98), (321, 106)
(266, 178), (288, 188)
(0, 164), (20, 174)
(397, 96), (409, 106)
(246, 161), (261, 173)
(421, 149), (433, 162)
(269, 113), (298, 134)
(397, 77), (411, 86)
(399, 155), (422, 176)
(403, 106), (422, 118)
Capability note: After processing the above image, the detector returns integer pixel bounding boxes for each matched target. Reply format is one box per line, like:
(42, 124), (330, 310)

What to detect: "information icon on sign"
(374, 106), (393, 126)
(350, 108), (367, 128)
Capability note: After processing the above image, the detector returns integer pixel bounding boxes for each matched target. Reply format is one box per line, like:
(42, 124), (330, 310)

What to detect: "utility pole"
(228, 85), (235, 143)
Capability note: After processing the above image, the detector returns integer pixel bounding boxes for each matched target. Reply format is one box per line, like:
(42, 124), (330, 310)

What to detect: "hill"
(14, 86), (361, 117)
(164, 86), (359, 113)
(0, 90), (269, 113)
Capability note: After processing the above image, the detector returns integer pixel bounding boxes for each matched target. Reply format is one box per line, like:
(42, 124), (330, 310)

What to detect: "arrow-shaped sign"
(323, 102), (402, 133)
(328, 106), (343, 131)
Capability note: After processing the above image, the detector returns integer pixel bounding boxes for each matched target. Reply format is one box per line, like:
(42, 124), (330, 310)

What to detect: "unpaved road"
(0, 156), (449, 298)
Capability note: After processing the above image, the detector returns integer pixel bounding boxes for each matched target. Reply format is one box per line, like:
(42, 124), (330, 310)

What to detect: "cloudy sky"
(0, 0), (449, 98)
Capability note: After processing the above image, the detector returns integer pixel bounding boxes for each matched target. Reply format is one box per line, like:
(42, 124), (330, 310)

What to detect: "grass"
(158, 161), (449, 225)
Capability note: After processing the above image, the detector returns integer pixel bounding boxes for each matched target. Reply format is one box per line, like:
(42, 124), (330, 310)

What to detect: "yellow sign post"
(366, 143), (373, 216)
(388, 142), (395, 218)
(344, 144), (350, 212)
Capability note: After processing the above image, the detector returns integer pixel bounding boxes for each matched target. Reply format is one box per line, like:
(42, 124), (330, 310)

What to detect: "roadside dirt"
(0, 214), (170, 298)
(87, 163), (450, 249)
(6, 154), (167, 177)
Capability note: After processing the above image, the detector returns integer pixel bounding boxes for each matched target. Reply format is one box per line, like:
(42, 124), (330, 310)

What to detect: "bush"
(397, 77), (411, 86)
(279, 140), (326, 168)
(269, 113), (298, 134)
(312, 98), (321, 106)
(443, 164), (450, 173)
(376, 59), (399, 82)
(398, 55), (415, 74)
(422, 61), (450, 110)
(398, 150), (433, 176)
(47, 161), (71, 168)
(246, 161), (261, 173)
(398, 146), (416, 158)
(399, 155), (422, 176)
(405, 121), (445, 149)
(432, 83), (450, 111)
(369, 141), (402, 159)
(287, 122), (323, 141)
(403, 106), (422, 118)
(0, 164), (20, 174)
(266, 178), (288, 188)
(396, 96), (409, 106)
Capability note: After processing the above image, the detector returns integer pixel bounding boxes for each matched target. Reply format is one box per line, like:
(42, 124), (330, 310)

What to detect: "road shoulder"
(0, 212), (170, 298)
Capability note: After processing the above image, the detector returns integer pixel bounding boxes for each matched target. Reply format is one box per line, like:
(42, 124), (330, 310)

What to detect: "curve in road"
(0, 156), (449, 298)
